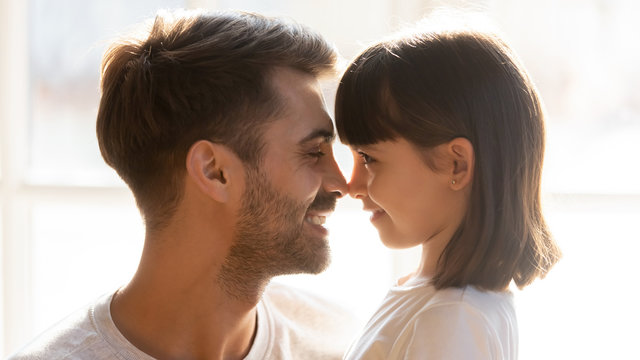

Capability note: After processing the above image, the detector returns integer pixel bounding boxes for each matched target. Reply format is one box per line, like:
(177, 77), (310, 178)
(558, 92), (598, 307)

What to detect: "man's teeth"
(305, 215), (326, 225)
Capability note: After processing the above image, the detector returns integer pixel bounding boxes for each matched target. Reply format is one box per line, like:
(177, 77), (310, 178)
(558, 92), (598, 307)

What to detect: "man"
(10, 9), (358, 360)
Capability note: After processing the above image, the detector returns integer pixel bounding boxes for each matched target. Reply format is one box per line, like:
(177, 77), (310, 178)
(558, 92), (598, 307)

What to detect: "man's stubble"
(217, 166), (337, 302)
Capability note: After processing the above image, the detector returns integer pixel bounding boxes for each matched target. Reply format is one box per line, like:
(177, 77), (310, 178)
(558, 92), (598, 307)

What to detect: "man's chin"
(303, 251), (331, 274)
(288, 258), (330, 276)
(284, 235), (331, 275)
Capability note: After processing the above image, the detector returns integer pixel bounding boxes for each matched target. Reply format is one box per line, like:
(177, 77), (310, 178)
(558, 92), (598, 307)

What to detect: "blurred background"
(1, 0), (639, 358)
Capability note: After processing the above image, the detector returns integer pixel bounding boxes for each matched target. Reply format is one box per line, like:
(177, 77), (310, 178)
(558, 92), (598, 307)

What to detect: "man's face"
(219, 68), (347, 297)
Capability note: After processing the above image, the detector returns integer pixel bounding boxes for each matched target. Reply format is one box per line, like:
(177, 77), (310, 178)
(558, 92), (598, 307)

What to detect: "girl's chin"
(376, 228), (423, 250)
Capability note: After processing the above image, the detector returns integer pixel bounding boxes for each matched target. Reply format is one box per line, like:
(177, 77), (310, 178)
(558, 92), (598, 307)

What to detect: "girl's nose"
(347, 161), (368, 200)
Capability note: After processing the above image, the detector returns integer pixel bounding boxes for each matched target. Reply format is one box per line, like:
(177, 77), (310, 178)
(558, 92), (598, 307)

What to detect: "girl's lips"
(368, 209), (386, 222)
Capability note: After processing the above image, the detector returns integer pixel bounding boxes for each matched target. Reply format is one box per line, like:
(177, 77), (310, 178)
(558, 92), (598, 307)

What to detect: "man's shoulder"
(7, 295), (116, 360)
(264, 281), (362, 329)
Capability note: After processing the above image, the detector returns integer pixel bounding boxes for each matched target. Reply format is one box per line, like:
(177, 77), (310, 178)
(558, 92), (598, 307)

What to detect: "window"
(2, 1), (639, 358)
(0, 0), (187, 354)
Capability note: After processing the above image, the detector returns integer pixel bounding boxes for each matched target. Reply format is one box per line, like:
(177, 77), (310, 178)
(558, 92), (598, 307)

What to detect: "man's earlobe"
(186, 140), (235, 202)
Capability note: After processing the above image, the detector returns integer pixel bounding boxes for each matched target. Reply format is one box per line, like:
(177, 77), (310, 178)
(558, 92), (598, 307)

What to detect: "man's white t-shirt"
(344, 278), (518, 360)
(9, 282), (359, 360)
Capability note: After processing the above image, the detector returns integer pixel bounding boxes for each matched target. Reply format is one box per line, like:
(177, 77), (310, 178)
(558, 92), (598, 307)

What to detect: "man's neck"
(110, 232), (264, 360)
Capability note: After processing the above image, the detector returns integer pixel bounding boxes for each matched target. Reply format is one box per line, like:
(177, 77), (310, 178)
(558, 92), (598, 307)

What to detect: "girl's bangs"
(335, 47), (398, 146)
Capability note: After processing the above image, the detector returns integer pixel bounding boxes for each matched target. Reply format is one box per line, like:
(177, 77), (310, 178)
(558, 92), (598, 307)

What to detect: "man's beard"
(217, 166), (337, 302)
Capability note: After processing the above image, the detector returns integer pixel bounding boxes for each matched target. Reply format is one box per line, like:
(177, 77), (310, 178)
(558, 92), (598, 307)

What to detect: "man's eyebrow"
(297, 128), (336, 145)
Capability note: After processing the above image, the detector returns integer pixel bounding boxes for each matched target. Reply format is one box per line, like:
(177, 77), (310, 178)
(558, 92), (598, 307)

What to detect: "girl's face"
(348, 138), (465, 250)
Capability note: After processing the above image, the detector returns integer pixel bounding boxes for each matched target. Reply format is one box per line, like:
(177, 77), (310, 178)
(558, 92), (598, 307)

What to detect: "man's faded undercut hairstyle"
(96, 10), (337, 231)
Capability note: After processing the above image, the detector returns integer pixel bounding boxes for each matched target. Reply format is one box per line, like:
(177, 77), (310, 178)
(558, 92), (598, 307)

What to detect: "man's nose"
(347, 162), (367, 200)
(322, 155), (348, 198)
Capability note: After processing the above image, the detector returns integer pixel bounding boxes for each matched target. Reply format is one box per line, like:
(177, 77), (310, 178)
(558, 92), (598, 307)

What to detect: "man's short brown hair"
(96, 10), (337, 231)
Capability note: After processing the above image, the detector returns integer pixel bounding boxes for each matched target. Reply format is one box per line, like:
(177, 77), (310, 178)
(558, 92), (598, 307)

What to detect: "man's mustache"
(307, 190), (338, 212)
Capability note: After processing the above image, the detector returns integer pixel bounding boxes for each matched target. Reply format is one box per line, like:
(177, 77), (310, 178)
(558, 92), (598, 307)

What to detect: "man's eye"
(308, 148), (326, 159)
(357, 151), (375, 165)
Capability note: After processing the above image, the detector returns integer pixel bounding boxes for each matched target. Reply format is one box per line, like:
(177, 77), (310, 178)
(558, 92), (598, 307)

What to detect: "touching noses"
(347, 161), (368, 200)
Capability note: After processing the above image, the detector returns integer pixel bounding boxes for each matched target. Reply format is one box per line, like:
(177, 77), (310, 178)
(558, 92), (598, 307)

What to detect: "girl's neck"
(410, 227), (457, 285)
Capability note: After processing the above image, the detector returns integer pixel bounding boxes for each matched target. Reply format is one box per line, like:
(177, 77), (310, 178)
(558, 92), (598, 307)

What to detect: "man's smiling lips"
(304, 210), (332, 225)
(304, 210), (333, 236)
(304, 190), (338, 226)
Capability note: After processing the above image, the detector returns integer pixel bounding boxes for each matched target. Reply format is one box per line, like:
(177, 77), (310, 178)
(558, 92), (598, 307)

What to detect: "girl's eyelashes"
(357, 151), (375, 165)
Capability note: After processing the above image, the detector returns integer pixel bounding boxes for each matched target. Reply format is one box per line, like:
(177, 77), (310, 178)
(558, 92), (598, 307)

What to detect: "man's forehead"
(265, 67), (336, 145)
(265, 114), (335, 147)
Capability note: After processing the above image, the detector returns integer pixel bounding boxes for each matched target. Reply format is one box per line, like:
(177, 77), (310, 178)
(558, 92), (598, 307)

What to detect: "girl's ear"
(185, 140), (242, 203)
(446, 137), (474, 190)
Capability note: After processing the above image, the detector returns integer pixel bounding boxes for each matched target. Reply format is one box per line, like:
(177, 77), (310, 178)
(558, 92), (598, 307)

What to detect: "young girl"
(335, 27), (561, 359)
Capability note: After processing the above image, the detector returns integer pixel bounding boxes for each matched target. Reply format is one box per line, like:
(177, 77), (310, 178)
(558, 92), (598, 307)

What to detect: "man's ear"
(185, 140), (241, 203)
(445, 137), (474, 190)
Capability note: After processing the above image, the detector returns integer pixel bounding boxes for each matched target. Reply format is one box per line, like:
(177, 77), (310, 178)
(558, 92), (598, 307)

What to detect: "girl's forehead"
(351, 139), (409, 153)
(350, 143), (380, 152)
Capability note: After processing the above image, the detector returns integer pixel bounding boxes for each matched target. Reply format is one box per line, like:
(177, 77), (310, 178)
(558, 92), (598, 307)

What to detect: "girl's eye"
(357, 151), (375, 165)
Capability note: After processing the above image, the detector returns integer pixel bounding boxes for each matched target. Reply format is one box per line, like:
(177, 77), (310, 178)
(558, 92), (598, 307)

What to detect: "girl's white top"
(344, 278), (518, 360)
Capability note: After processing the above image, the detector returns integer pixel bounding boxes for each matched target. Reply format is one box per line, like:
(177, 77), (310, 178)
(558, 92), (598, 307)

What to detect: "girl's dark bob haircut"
(335, 29), (561, 291)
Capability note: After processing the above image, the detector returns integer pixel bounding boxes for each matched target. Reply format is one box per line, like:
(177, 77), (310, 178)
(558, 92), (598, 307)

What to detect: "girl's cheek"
(367, 178), (385, 204)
